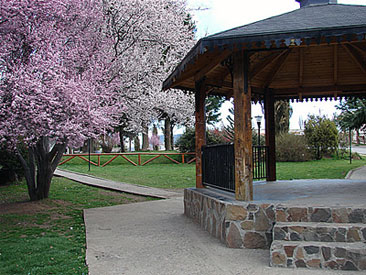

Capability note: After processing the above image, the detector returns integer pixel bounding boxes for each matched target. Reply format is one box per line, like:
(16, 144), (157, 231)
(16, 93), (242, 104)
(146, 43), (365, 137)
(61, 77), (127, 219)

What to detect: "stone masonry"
(184, 187), (366, 271)
(271, 241), (366, 271)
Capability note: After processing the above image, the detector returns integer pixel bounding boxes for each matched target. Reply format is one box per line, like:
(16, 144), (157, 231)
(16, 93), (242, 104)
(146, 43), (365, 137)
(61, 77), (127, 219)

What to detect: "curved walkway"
(58, 167), (365, 274)
(54, 169), (179, 199)
(346, 165), (366, 180)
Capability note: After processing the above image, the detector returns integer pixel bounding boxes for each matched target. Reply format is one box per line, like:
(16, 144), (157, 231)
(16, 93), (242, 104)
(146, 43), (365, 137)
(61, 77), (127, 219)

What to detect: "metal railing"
(252, 145), (268, 181)
(202, 144), (235, 192)
(202, 144), (268, 192)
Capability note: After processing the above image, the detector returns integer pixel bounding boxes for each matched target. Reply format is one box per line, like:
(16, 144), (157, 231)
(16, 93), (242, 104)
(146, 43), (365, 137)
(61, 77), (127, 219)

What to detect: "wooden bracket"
(195, 76), (206, 93)
(222, 55), (233, 82)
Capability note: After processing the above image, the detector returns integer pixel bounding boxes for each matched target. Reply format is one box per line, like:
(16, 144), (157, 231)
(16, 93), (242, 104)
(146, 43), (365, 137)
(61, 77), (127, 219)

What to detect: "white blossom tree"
(103, 0), (196, 147)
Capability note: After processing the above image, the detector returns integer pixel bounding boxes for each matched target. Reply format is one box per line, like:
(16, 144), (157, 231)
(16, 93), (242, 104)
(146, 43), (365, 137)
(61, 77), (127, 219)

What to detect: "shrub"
(176, 127), (228, 153)
(276, 133), (312, 162)
(0, 144), (26, 184)
(304, 115), (338, 160)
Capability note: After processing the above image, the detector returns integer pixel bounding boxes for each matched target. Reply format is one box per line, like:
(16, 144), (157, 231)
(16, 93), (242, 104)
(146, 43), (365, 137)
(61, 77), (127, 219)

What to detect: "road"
(351, 145), (366, 155)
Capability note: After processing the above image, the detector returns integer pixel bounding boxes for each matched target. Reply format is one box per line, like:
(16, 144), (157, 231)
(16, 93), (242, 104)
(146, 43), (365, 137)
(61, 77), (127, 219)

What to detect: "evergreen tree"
(206, 96), (226, 125)
(336, 98), (366, 131)
(274, 100), (293, 135)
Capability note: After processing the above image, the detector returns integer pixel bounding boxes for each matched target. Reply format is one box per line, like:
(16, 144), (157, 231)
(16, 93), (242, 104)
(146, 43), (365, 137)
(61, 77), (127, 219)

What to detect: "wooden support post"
(264, 89), (277, 181)
(195, 78), (206, 188)
(233, 50), (253, 201)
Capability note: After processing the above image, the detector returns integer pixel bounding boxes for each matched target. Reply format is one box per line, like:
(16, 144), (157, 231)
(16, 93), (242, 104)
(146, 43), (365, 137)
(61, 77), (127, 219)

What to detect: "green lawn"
(61, 163), (195, 189)
(276, 158), (366, 180)
(0, 178), (153, 275)
(60, 157), (366, 189)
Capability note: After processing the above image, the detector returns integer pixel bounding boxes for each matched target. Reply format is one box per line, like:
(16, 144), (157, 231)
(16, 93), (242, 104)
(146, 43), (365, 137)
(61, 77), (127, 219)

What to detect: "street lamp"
(88, 138), (91, 171)
(349, 128), (352, 164)
(255, 115), (262, 146)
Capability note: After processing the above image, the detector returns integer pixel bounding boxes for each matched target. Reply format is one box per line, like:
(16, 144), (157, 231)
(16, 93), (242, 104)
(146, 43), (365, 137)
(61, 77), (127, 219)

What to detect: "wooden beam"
(233, 50), (253, 201)
(333, 44), (338, 85)
(272, 84), (366, 96)
(194, 50), (231, 82)
(348, 43), (366, 56)
(172, 51), (232, 89)
(194, 78), (207, 188)
(342, 44), (366, 75)
(205, 79), (233, 89)
(263, 49), (291, 88)
(249, 51), (287, 79)
(264, 89), (276, 181)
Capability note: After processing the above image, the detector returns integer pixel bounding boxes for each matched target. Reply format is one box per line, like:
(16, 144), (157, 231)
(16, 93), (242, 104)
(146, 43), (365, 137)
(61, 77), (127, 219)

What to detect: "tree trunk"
(17, 137), (67, 201)
(134, 136), (140, 151)
(153, 124), (159, 151)
(118, 127), (125, 152)
(142, 126), (149, 151)
(170, 124), (174, 150)
(164, 117), (172, 151)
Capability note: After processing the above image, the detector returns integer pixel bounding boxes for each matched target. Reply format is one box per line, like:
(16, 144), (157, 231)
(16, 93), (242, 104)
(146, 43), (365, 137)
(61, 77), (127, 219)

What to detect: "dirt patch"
(51, 199), (73, 207)
(0, 200), (56, 215)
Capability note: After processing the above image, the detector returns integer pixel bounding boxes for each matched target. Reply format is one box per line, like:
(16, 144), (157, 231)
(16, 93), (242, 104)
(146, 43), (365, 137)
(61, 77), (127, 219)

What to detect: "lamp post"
(349, 128), (352, 164)
(254, 115), (263, 179)
(88, 138), (91, 171)
(255, 115), (262, 146)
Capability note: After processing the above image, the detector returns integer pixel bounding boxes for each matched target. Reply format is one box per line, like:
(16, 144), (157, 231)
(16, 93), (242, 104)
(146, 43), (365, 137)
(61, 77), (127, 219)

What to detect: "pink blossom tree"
(0, 0), (122, 200)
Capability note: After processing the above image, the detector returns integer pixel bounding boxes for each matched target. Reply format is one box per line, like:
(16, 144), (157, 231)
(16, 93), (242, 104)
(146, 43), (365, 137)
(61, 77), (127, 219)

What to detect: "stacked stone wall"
(271, 241), (366, 270)
(184, 188), (366, 250)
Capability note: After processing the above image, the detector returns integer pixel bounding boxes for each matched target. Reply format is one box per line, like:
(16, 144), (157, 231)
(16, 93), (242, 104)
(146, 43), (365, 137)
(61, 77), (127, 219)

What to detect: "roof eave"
(162, 25), (366, 91)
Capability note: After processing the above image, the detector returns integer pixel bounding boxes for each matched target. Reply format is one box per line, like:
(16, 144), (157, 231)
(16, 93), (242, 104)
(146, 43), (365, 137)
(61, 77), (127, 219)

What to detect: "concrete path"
(346, 165), (366, 180)
(84, 197), (355, 275)
(54, 169), (179, 199)
(78, 165), (366, 274)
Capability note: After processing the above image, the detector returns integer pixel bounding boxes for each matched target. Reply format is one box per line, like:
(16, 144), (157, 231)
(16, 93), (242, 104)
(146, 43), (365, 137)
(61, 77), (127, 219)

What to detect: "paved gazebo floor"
(248, 179), (366, 207)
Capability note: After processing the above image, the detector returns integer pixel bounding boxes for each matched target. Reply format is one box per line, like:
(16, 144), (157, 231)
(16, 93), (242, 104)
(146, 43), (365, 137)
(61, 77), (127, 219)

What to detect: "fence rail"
(58, 152), (196, 167)
(202, 144), (268, 192)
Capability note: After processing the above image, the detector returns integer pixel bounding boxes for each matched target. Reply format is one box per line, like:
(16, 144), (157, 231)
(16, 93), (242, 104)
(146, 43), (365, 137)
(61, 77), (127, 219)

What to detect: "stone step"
(273, 222), (366, 243)
(270, 240), (366, 271)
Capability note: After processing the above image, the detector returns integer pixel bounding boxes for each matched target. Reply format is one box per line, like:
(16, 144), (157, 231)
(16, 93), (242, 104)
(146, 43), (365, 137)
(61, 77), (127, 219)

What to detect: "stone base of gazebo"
(184, 187), (274, 249)
(184, 183), (366, 271)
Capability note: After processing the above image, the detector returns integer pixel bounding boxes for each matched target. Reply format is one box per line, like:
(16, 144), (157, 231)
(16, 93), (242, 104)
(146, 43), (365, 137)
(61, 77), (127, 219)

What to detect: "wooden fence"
(58, 152), (196, 167)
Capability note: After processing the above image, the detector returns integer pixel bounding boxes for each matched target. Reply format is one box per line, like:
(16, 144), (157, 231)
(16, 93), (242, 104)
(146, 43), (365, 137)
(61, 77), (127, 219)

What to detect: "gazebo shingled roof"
(163, 0), (366, 201)
(163, 3), (366, 102)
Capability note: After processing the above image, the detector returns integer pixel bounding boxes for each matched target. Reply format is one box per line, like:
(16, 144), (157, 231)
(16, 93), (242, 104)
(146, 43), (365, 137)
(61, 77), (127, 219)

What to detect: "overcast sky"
(186, 0), (366, 129)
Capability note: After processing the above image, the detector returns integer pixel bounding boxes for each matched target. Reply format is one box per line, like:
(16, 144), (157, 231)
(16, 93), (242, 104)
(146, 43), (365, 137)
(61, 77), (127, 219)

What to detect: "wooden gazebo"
(163, 0), (366, 201)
